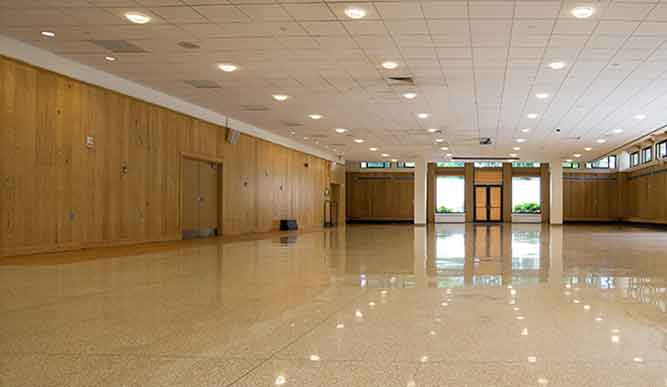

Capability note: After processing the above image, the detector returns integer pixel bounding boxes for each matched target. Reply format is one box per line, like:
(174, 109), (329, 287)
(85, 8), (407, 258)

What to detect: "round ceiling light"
(334, 128), (348, 133)
(417, 113), (430, 119)
(435, 139), (444, 143)
(440, 146), (449, 151)
(381, 61), (398, 69)
(344, 7), (366, 19)
(521, 128), (531, 133)
(509, 153), (518, 157)
(309, 114), (323, 120)
(634, 114), (647, 120)
(427, 128), (438, 133)
(125, 12), (151, 24)
(41, 31), (56, 38)
(513, 146), (521, 151)
(105, 56), (117, 62)
(402, 92), (417, 99)
(535, 93), (550, 99)
(369, 147), (378, 151)
(353, 138), (364, 143)
(272, 94), (289, 101)
(584, 147), (592, 151)
(573, 153), (582, 158)
(527, 113), (538, 119)
(381, 153), (389, 157)
(612, 129), (624, 134)
(218, 63), (238, 72)
(516, 138), (527, 143)
(596, 138), (606, 143)
(571, 6), (594, 19)
(548, 61), (566, 70)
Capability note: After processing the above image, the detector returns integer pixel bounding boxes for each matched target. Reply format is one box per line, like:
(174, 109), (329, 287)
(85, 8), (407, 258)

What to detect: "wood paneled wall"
(0, 55), (335, 257)
(345, 172), (414, 221)
(620, 162), (667, 224)
(563, 172), (619, 221)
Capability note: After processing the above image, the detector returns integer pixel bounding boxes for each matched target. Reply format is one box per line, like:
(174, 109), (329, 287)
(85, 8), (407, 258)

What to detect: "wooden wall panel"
(540, 163), (550, 224)
(0, 56), (335, 257)
(621, 163), (667, 224)
(563, 172), (619, 221)
(345, 172), (414, 221)
(502, 163), (512, 223)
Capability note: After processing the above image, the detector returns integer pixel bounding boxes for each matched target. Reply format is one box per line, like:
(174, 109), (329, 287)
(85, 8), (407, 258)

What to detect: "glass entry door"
(474, 185), (502, 222)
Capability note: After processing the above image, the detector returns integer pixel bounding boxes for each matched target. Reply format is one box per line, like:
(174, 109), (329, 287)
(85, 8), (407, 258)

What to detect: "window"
(436, 161), (465, 167)
(512, 161), (540, 168)
(360, 161), (390, 169)
(609, 155), (617, 169)
(630, 152), (640, 167)
(436, 176), (465, 213)
(512, 176), (541, 214)
(590, 155), (616, 169)
(562, 161), (580, 169)
(642, 146), (652, 164)
(474, 161), (502, 168)
(397, 161), (415, 168)
(657, 141), (667, 159)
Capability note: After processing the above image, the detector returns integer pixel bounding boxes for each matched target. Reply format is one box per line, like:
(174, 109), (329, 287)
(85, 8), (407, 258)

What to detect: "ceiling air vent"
(240, 105), (270, 112)
(178, 41), (200, 49)
(479, 137), (493, 145)
(386, 76), (415, 86)
(89, 40), (148, 53)
(183, 80), (221, 89)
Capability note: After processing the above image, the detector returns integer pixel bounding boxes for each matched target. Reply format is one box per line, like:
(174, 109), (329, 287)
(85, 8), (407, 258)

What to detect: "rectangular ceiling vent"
(89, 40), (148, 53)
(183, 80), (221, 89)
(479, 137), (493, 145)
(281, 121), (304, 127)
(240, 105), (270, 112)
(386, 76), (415, 86)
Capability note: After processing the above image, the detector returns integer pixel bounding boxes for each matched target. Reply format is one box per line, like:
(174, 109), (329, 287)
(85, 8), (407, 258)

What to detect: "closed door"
(182, 158), (220, 239)
(474, 186), (503, 222)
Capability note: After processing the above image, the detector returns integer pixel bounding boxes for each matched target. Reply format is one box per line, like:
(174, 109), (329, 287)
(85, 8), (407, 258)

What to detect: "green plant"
(437, 206), (455, 213)
(513, 202), (541, 214)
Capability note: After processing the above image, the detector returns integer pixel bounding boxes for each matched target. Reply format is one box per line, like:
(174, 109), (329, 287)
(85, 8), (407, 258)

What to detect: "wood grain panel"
(563, 172), (619, 221)
(345, 172), (414, 221)
(0, 55), (335, 257)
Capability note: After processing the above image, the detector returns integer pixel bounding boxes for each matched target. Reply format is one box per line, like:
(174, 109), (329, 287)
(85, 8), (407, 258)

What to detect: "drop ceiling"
(2, 0), (667, 162)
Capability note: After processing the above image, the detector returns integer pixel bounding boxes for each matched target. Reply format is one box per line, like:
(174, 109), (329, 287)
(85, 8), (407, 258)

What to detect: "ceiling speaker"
(227, 128), (240, 144)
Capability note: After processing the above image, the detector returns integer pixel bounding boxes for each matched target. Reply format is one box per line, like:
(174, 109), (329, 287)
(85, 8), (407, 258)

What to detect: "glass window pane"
(436, 161), (465, 167)
(512, 177), (541, 213)
(436, 176), (465, 213)
(609, 155), (616, 169)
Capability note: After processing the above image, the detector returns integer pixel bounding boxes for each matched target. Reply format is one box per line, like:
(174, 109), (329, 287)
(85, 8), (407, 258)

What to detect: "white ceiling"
(2, 0), (667, 162)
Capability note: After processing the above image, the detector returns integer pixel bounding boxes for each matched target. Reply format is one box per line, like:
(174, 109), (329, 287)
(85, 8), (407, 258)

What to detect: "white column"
(549, 161), (563, 225)
(414, 157), (427, 225)
(548, 225), (563, 288)
(413, 226), (427, 289)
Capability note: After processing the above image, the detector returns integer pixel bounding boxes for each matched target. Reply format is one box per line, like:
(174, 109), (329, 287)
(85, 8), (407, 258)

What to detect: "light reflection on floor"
(1, 223), (666, 386)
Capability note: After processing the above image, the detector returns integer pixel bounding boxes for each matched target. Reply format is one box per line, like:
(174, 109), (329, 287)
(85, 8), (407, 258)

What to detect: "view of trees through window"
(436, 176), (465, 213)
(512, 177), (541, 214)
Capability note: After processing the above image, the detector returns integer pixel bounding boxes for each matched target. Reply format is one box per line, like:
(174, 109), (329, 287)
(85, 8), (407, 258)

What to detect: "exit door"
(182, 158), (221, 239)
(474, 185), (502, 222)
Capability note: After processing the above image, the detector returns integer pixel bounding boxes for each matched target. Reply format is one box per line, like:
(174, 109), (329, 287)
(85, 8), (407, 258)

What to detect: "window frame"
(630, 151), (640, 167)
(360, 161), (390, 169)
(657, 140), (667, 160)
(511, 176), (542, 214)
(642, 146), (653, 164)
(435, 175), (466, 214)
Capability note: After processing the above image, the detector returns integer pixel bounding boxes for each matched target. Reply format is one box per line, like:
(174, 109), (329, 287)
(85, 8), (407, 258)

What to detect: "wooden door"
(489, 186), (502, 221)
(199, 161), (219, 237)
(475, 186), (488, 221)
(182, 158), (200, 238)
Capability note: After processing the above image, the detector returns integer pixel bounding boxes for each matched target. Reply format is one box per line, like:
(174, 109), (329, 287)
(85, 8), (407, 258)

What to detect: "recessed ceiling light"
(417, 113), (430, 119)
(535, 93), (550, 99)
(427, 128), (438, 133)
(125, 11), (151, 24)
(596, 138), (606, 143)
(105, 56), (117, 62)
(634, 114), (646, 120)
(565, 159), (573, 162)
(513, 147), (521, 151)
(334, 128), (347, 133)
(41, 31), (55, 38)
(391, 159), (398, 162)
(612, 129), (624, 134)
(272, 94), (289, 101)
(290, 131), (296, 136)
(521, 128), (531, 133)
(435, 139), (444, 143)
(369, 147), (378, 151)
(217, 63), (238, 72)
(527, 113), (538, 119)
(516, 138), (527, 143)
(573, 153), (581, 158)
(548, 61), (566, 70)
(309, 114), (323, 120)
(584, 147), (592, 151)
(303, 136), (309, 140)
(381, 153), (389, 157)
(275, 375), (286, 385)
(440, 146), (449, 151)
(354, 138), (364, 143)
(344, 7), (366, 19)
(509, 153), (518, 157)
(446, 153), (453, 157)
(571, 6), (594, 19)
(381, 61), (398, 69)
(402, 92), (417, 99)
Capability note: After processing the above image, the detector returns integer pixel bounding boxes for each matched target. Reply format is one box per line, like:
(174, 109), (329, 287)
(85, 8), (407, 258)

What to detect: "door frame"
(179, 152), (224, 239)
(473, 185), (503, 223)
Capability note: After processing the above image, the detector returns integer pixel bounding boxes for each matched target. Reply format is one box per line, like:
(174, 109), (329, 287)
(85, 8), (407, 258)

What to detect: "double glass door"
(474, 185), (502, 222)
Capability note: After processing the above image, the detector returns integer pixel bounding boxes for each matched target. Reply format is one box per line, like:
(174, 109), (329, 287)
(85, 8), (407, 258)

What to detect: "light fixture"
(571, 6), (595, 19)
(584, 147), (592, 151)
(574, 153), (581, 158)
(521, 128), (531, 133)
(513, 147), (521, 151)
(402, 92), (417, 99)
(435, 139), (444, 143)
(354, 138), (364, 143)
(309, 354), (320, 361)
(336, 323), (344, 329)
(632, 357), (643, 363)
(381, 153), (389, 157)
(272, 94), (289, 101)
(565, 159), (573, 163)
(417, 113), (430, 119)
(275, 375), (286, 385)
(217, 63), (238, 72)
(535, 93), (550, 99)
(344, 7), (366, 19)
(612, 128), (624, 134)
(516, 138), (526, 143)
(303, 137), (309, 140)
(548, 61), (566, 70)
(125, 11), (151, 24)
(440, 146), (448, 151)
(369, 147), (378, 151)
(527, 113), (538, 119)
(509, 153), (518, 157)
(634, 114), (647, 120)
(105, 56), (117, 62)
(40, 31), (55, 38)
(334, 128), (347, 133)
(309, 114), (323, 120)
(427, 128), (438, 133)
(381, 61), (398, 69)
(596, 138), (606, 143)
(391, 159), (397, 162)
(446, 153), (453, 157)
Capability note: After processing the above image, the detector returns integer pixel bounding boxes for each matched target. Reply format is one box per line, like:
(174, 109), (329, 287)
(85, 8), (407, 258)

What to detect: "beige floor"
(1, 223), (666, 386)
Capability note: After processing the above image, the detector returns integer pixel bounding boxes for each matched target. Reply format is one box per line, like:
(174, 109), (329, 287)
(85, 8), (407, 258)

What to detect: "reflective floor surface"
(1, 223), (667, 386)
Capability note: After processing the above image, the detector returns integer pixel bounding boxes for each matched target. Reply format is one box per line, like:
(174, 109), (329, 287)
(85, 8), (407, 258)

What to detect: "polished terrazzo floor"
(1, 223), (666, 386)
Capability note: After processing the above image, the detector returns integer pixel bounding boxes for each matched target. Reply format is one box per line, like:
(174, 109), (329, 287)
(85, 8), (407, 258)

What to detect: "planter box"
(435, 213), (465, 223)
(512, 213), (542, 223)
